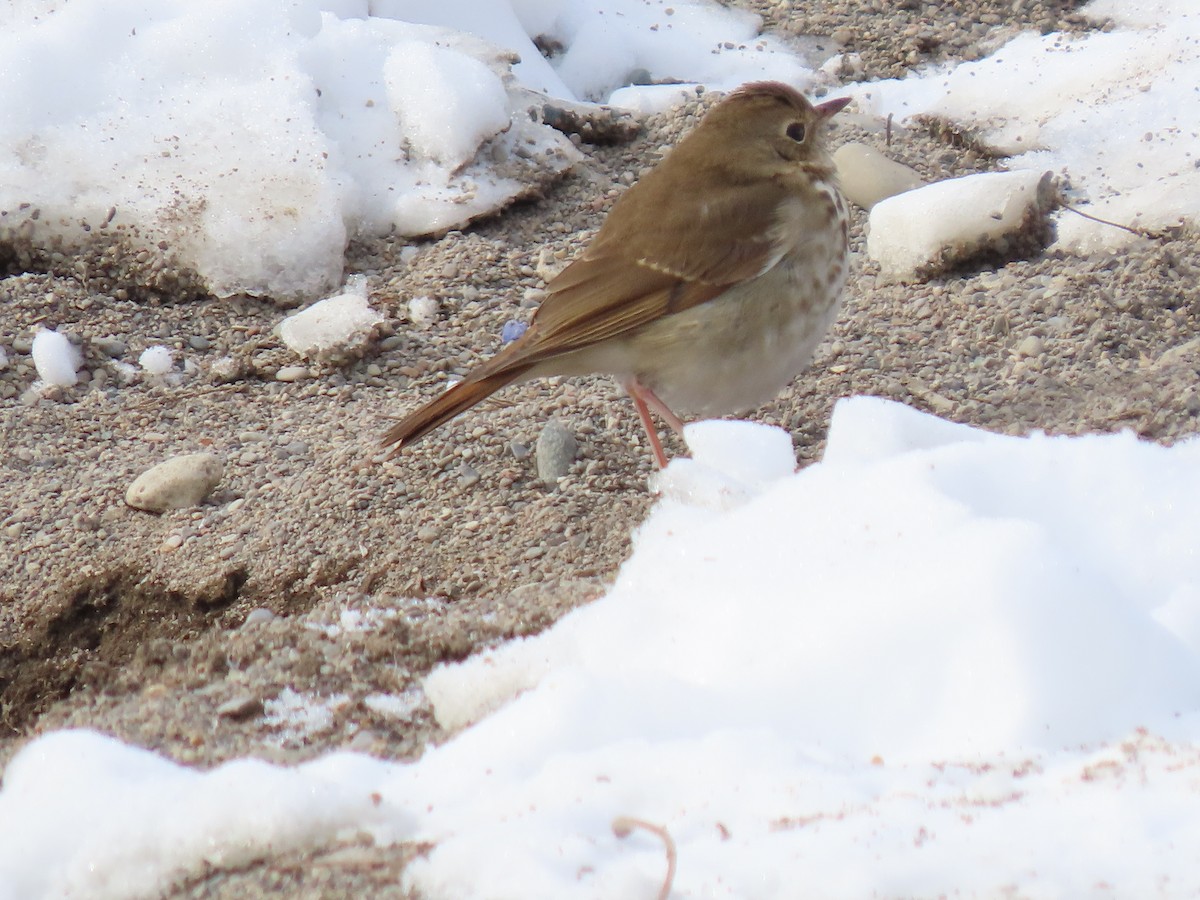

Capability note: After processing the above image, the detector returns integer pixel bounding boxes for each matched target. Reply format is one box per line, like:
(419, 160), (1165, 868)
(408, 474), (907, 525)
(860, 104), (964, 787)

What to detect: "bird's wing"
(524, 177), (784, 356)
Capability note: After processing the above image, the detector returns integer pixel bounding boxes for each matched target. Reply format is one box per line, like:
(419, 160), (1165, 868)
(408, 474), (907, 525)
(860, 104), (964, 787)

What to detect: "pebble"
(216, 694), (264, 721)
(834, 142), (926, 210)
(243, 607), (277, 627)
(125, 452), (224, 512)
(93, 336), (127, 357)
(535, 248), (565, 282)
(379, 335), (405, 352)
(536, 418), (578, 483)
(208, 356), (244, 383)
(276, 365), (309, 382)
(1016, 335), (1045, 358)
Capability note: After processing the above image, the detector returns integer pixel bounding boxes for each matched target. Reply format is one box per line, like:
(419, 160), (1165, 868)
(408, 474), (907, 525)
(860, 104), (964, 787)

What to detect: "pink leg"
(620, 377), (687, 469)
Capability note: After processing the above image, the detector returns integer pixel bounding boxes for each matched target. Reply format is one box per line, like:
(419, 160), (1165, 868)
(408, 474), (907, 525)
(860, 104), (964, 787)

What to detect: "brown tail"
(381, 358), (534, 454)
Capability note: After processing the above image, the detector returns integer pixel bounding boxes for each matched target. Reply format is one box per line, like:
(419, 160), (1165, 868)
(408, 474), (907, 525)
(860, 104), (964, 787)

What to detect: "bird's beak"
(814, 96), (852, 120)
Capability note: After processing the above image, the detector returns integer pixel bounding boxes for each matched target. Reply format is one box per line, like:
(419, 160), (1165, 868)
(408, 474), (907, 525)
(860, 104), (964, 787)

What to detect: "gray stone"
(93, 336), (128, 357)
(536, 419), (578, 483)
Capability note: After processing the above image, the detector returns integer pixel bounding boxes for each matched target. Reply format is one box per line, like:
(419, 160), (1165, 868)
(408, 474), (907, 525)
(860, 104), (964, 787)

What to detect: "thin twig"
(1060, 202), (1168, 240)
(612, 816), (677, 900)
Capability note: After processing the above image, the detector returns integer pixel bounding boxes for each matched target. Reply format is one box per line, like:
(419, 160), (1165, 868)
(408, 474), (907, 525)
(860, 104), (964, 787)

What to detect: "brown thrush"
(382, 81), (851, 467)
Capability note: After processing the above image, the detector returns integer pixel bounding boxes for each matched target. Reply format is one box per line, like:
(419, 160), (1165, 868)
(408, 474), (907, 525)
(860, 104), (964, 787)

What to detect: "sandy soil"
(5, 0), (1199, 895)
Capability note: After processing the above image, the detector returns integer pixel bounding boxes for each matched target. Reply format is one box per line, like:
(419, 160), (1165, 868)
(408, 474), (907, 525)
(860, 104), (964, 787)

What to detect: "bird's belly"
(626, 245), (847, 417)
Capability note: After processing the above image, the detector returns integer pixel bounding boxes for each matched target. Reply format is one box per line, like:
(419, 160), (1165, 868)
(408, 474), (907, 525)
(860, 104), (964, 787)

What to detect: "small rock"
(536, 418), (578, 483)
(216, 694), (264, 721)
(535, 248), (565, 282)
(834, 143), (926, 210)
(126, 452), (224, 512)
(379, 335), (405, 352)
(209, 356), (245, 383)
(93, 336), (127, 357)
(1016, 335), (1045, 358)
(275, 365), (309, 382)
(243, 607), (277, 627)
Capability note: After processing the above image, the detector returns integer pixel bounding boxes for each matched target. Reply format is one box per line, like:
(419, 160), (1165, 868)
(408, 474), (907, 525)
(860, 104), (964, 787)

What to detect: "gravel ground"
(7, 0), (1200, 896)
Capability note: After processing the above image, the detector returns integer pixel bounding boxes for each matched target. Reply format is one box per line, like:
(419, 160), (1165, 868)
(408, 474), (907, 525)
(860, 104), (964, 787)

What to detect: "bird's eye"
(786, 122), (806, 142)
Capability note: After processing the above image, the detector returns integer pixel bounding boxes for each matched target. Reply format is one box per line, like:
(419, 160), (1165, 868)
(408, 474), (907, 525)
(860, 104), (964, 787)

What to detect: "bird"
(382, 81), (851, 468)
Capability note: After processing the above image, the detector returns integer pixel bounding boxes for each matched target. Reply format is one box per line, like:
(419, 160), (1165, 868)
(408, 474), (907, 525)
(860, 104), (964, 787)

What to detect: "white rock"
(834, 142), (926, 210)
(275, 365), (309, 382)
(31, 328), (81, 387)
(867, 170), (1052, 282)
(125, 453), (224, 512)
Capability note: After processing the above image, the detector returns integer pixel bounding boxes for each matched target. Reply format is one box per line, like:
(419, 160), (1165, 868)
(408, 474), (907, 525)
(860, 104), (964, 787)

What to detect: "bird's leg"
(621, 377), (687, 469)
